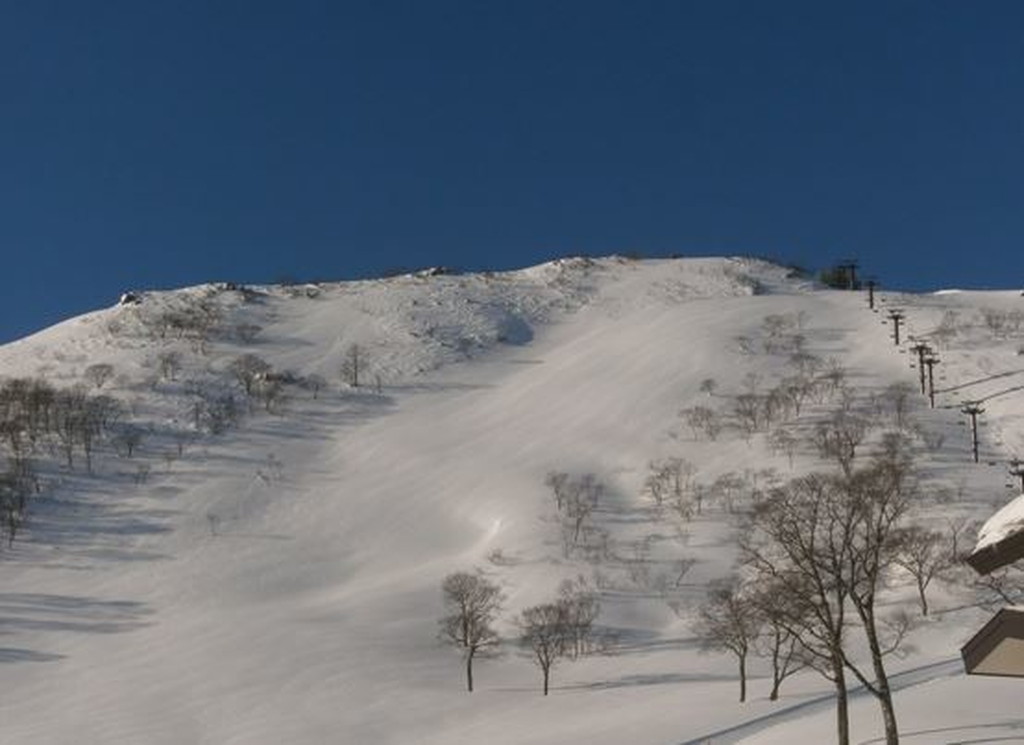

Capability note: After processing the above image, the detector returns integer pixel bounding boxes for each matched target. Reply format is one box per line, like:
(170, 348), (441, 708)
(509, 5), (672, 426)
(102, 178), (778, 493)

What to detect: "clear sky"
(3, 1), (1024, 343)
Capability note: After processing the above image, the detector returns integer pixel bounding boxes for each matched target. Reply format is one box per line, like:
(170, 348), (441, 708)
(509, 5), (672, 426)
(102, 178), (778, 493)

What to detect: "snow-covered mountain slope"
(1, 257), (1023, 745)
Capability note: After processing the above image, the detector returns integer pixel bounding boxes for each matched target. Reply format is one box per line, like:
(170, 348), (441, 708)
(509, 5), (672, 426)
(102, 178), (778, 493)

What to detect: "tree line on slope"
(680, 309), (1007, 745)
(0, 320), (378, 551)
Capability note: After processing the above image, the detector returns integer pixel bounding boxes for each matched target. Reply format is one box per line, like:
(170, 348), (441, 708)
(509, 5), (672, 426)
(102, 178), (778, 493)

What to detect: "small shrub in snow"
(111, 423), (145, 458)
(299, 374), (327, 399)
(83, 363), (115, 389)
(698, 377), (717, 396)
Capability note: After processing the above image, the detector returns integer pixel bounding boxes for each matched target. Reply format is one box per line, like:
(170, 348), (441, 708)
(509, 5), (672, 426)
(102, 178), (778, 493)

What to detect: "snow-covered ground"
(1, 256), (1023, 744)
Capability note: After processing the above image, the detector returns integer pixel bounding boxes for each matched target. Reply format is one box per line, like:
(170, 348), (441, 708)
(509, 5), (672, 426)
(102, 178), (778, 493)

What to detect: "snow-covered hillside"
(1, 257), (1023, 745)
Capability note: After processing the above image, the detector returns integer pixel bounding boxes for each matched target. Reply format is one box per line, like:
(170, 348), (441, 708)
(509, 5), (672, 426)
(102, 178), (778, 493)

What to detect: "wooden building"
(963, 495), (1024, 676)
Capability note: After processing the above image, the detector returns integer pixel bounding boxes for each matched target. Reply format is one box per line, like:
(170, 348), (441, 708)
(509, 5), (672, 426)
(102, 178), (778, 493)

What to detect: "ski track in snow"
(680, 658), (963, 745)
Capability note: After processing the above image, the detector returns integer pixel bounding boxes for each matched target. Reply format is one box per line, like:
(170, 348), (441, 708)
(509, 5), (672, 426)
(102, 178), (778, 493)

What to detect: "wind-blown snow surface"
(2, 257), (1024, 744)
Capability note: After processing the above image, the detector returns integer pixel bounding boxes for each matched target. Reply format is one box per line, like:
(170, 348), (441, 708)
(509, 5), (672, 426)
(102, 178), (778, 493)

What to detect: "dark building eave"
(966, 528), (1024, 575)
(962, 606), (1024, 677)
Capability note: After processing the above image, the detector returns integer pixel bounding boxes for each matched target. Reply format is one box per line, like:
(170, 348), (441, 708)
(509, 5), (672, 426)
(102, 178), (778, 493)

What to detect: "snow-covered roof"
(968, 494), (1024, 575)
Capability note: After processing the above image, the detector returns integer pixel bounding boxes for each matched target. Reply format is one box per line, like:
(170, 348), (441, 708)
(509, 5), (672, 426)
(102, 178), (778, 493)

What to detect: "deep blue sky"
(3, 1), (1024, 343)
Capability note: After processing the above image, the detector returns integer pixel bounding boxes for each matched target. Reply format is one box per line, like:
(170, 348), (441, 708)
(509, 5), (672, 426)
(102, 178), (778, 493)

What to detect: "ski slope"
(1, 257), (1023, 744)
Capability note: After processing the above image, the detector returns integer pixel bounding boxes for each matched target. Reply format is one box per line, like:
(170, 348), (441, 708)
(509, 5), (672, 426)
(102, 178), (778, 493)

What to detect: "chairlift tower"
(909, 341), (932, 395)
(886, 309), (905, 346)
(922, 353), (939, 408)
(961, 402), (985, 463)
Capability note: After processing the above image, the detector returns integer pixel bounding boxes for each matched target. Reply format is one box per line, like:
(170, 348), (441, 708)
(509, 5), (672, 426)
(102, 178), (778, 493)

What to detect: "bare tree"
(877, 383), (915, 431)
(767, 428), (798, 469)
(548, 473), (603, 556)
(890, 525), (951, 616)
(439, 571), (505, 692)
(170, 428), (195, 458)
(818, 358), (847, 399)
(668, 482), (697, 521)
(742, 474), (853, 744)
(558, 575), (601, 658)
(930, 310), (961, 348)
(711, 471), (748, 513)
(0, 378), (54, 451)
(545, 471), (571, 512)
(0, 468), (33, 547)
(153, 301), (220, 354)
(157, 350), (183, 381)
(743, 447), (918, 745)
(689, 482), (709, 517)
(841, 455), (917, 745)
(699, 377), (718, 397)
(759, 314), (808, 356)
(254, 376), (286, 413)
(194, 390), (240, 434)
(673, 556), (698, 587)
(88, 394), (124, 435)
(811, 410), (872, 476)
(81, 394), (122, 473)
(735, 335), (756, 355)
(567, 475), (602, 548)
(733, 394), (764, 442)
(750, 586), (806, 701)
(643, 458), (693, 511)
(762, 313), (795, 343)
(972, 566), (1024, 608)
(761, 385), (791, 428)
(111, 423), (145, 458)
(301, 374), (327, 400)
(229, 354), (272, 397)
(520, 602), (571, 695)
(680, 405), (721, 440)
(52, 386), (89, 469)
(788, 351), (822, 378)
(340, 343), (367, 387)
(84, 363), (115, 389)
(693, 577), (761, 702)
(779, 376), (814, 419)
(981, 307), (1012, 338)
